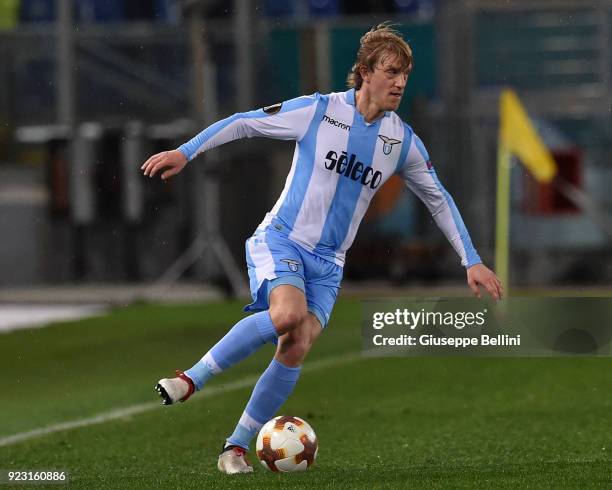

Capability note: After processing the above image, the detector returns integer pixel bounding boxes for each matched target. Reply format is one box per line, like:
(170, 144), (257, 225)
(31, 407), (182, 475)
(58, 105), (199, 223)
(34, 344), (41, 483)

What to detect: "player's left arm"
(399, 133), (503, 300)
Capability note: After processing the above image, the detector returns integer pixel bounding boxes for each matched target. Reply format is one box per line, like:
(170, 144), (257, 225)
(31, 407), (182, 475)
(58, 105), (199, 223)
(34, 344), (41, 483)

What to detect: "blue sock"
(185, 311), (277, 390)
(227, 359), (301, 449)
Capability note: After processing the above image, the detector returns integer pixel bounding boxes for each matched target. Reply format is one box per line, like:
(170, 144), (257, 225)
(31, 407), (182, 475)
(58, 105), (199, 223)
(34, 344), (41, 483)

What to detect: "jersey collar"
(345, 88), (356, 106)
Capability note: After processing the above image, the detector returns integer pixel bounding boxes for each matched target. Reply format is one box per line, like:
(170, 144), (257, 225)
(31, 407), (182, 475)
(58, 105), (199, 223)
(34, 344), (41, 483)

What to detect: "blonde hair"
(347, 23), (413, 89)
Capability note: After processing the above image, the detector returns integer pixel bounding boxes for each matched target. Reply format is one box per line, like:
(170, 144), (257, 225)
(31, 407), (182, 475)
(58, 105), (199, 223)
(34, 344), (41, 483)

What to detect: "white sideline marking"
(0, 305), (106, 333)
(0, 353), (361, 447)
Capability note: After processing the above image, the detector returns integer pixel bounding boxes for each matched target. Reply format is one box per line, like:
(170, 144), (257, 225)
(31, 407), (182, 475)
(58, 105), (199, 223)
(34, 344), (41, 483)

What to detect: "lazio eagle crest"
(281, 259), (301, 272)
(378, 135), (402, 155)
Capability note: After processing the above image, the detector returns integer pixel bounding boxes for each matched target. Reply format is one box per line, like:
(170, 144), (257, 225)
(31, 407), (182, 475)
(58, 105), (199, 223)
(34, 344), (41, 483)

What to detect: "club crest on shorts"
(281, 259), (300, 272)
(263, 102), (282, 115)
(378, 135), (402, 155)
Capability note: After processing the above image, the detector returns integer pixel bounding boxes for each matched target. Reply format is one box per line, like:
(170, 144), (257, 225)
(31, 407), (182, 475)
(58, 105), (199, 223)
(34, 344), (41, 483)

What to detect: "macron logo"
(323, 115), (351, 131)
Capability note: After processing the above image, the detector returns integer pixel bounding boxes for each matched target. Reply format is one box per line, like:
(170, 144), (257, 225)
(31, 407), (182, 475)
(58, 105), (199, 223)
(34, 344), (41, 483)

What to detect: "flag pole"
(495, 88), (558, 299)
(495, 143), (511, 296)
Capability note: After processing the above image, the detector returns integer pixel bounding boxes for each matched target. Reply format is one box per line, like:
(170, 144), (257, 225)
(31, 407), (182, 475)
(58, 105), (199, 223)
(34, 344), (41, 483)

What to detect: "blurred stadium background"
(2, 0), (612, 302)
(3, 2), (612, 486)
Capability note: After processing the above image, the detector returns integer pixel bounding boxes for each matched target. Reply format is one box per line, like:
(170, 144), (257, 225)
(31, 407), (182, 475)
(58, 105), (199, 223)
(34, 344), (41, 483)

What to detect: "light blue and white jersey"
(179, 89), (481, 268)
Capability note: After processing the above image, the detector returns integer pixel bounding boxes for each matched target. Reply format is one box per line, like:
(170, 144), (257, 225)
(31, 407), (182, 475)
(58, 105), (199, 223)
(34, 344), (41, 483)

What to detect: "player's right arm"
(142, 94), (319, 180)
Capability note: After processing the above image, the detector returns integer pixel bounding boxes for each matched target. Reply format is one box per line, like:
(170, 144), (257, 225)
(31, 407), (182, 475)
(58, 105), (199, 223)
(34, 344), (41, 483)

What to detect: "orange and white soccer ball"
(256, 415), (318, 472)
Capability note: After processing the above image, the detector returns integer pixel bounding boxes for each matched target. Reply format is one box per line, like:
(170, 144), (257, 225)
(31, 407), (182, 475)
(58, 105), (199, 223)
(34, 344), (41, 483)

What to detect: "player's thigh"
(305, 312), (323, 344)
(269, 283), (309, 320)
(244, 231), (306, 315)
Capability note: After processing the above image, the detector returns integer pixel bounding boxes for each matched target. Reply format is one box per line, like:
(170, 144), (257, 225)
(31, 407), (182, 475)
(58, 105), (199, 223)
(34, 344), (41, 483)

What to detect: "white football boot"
(217, 444), (254, 474)
(155, 370), (195, 405)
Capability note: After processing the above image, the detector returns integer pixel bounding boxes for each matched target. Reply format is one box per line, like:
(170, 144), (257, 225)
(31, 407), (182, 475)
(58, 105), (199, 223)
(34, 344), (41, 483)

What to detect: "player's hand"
(466, 263), (503, 300)
(141, 149), (188, 180)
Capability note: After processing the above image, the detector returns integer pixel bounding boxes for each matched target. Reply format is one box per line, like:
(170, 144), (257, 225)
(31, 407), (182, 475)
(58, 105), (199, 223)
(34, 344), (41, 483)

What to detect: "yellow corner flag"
(496, 89), (558, 295)
(499, 89), (557, 183)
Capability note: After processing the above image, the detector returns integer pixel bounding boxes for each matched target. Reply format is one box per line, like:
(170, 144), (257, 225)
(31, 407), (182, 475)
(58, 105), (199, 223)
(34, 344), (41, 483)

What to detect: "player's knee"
(270, 309), (308, 335)
(291, 335), (312, 358)
(277, 331), (312, 365)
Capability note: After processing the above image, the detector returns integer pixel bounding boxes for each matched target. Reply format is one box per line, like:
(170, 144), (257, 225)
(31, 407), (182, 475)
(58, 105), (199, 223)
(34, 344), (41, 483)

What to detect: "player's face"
(367, 56), (409, 111)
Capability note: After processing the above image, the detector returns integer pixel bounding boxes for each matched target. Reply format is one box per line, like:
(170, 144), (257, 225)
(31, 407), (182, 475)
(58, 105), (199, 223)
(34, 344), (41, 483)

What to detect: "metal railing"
(470, 0), (612, 117)
(0, 24), (191, 126)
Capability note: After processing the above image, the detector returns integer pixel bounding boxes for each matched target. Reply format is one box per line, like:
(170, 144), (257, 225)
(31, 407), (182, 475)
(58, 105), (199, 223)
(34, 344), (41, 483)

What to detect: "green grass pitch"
(1, 298), (611, 488)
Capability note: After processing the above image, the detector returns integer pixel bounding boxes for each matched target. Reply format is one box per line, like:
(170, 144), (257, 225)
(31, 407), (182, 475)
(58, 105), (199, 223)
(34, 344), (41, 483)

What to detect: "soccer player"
(142, 23), (502, 474)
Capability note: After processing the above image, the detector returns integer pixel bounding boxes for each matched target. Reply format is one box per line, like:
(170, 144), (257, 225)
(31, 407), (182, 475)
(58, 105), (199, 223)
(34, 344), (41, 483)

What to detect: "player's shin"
(226, 359), (301, 449)
(185, 311), (278, 390)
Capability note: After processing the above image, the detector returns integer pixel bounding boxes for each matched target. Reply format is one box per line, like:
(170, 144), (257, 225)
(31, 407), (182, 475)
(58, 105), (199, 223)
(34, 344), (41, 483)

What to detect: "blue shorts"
(243, 229), (343, 328)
